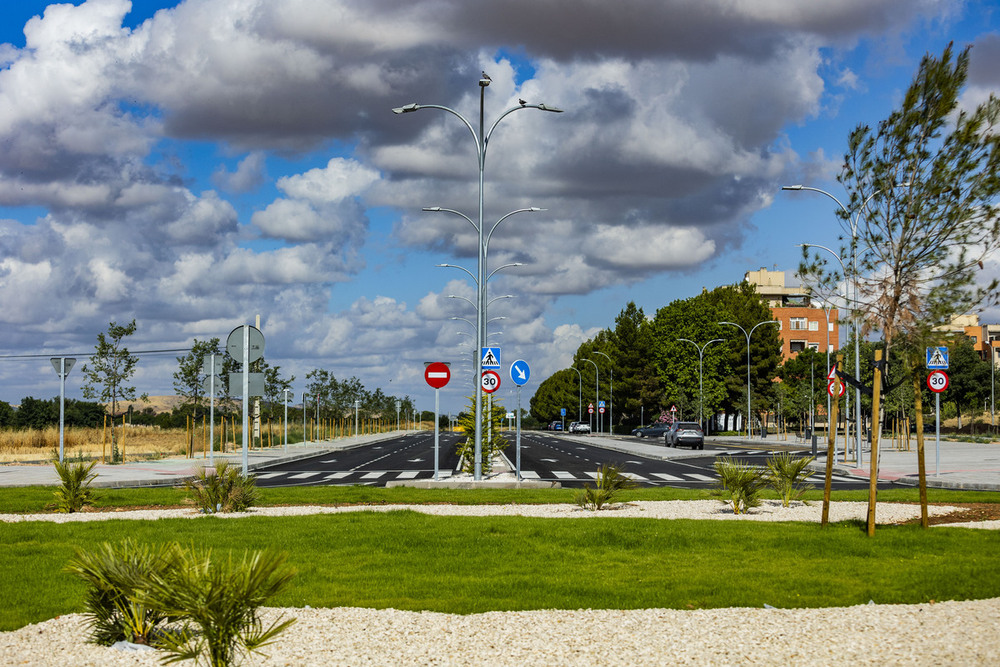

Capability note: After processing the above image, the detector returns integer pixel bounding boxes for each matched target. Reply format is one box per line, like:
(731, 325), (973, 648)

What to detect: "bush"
(766, 452), (815, 507)
(186, 460), (259, 513)
(714, 457), (767, 515)
(66, 540), (296, 667)
(575, 463), (637, 511)
(64, 538), (181, 646)
(47, 460), (99, 513)
(142, 547), (297, 667)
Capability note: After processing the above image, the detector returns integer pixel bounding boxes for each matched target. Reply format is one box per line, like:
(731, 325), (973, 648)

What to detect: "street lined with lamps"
(719, 320), (777, 438)
(678, 338), (724, 427)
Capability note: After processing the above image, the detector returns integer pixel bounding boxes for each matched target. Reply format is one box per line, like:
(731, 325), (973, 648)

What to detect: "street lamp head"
(781, 184), (803, 191)
(536, 104), (564, 113)
(422, 206), (442, 212)
(528, 207), (546, 212)
(392, 103), (419, 114)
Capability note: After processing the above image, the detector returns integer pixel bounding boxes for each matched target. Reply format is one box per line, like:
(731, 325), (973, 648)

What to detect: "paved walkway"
(2, 429), (998, 491)
(0, 432), (402, 488)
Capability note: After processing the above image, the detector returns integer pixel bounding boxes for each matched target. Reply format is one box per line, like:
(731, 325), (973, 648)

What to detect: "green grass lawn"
(2, 498), (999, 632)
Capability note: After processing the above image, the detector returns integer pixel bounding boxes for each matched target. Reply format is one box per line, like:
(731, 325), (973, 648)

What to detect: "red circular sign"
(927, 370), (949, 393)
(827, 379), (845, 398)
(424, 362), (451, 389)
(481, 370), (501, 394)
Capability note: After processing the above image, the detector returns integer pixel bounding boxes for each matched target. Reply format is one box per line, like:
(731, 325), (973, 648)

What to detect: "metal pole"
(283, 389), (290, 454)
(302, 393), (307, 443)
(241, 325), (249, 475)
(936, 392), (941, 476)
(209, 355), (215, 465)
(434, 388), (440, 481)
(516, 385), (522, 481)
(594, 351), (613, 434)
(58, 358), (66, 464)
(584, 358), (599, 434)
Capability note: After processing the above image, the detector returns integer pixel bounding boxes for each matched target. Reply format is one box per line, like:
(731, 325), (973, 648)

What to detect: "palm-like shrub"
(65, 538), (181, 646)
(47, 460), (99, 513)
(766, 452), (815, 507)
(186, 460), (259, 513)
(142, 547), (297, 667)
(714, 456), (767, 515)
(576, 463), (637, 511)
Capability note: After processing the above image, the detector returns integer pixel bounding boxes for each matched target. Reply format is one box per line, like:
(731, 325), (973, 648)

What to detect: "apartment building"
(744, 268), (839, 360)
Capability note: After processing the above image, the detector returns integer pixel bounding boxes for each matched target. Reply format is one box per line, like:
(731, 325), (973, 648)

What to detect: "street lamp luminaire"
(719, 320), (777, 438)
(678, 338), (725, 426)
(396, 77), (562, 480)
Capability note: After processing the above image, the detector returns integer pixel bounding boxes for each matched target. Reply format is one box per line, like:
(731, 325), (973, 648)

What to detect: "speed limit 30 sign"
(927, 370), (949, 393)
(481, 370), (501, 394)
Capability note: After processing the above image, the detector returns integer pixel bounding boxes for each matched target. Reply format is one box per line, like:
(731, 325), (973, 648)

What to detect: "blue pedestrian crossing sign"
(926, 347), (949, 370)
(481, 347), (501, 369)
(510, 360), (530, 386)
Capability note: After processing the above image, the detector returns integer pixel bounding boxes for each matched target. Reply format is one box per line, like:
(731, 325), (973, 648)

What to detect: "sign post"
(425, 362), (451, 480)
(50, 357), (76, 464)
(927, 369), (948, 476)
(510, 361), (530, 481)
(226, 325), (265, 475)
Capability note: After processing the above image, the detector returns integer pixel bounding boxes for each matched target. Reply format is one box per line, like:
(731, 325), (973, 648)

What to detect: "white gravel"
(0, 498), (980, 524)
(3, 500), (998, 666)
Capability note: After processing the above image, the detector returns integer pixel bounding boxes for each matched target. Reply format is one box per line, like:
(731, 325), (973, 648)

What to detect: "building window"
(809, 321), (819, 331)
(807, 342), (820, 351)
(790, 317), (807, 330)
(790, 340), (806, 353)
(829, 322), (835, 332)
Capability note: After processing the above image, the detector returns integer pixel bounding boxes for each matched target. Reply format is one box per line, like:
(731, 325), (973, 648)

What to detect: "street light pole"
(397, 83), (562, 482)
(583, 358), (599, 433)
(593, 351), (614, 434)
(678, 339), (725, 427)
(783, 184), (903, 465)
(719, 320), (777, 439)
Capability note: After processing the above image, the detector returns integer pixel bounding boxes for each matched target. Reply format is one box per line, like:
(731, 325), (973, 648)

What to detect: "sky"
(0, 0), (999, 415)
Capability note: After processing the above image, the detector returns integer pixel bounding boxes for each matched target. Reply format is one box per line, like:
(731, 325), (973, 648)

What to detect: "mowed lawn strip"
(2, 510), (999, 632)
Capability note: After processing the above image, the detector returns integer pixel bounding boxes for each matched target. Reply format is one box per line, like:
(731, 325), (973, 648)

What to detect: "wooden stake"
(912, 370), (930, 528)
(867, 349), (884, 536)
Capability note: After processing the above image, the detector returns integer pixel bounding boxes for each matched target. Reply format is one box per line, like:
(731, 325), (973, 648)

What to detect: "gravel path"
(3, 501), (998, 665)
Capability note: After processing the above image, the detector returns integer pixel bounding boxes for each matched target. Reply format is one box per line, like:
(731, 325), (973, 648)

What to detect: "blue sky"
(0, 0), (998, 415)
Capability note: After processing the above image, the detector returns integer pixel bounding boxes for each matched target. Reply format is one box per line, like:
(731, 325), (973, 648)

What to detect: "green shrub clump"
(766, 452), (815, 507)
(576, 463), (637, 511)
(66, 539), (296, 667)
(47, 460), (100, 513)
(187, 460), (259, 513)
(714, 456), (767, 515)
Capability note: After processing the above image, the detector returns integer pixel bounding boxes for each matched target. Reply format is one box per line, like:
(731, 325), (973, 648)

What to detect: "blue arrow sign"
(510, 360), (530, 386)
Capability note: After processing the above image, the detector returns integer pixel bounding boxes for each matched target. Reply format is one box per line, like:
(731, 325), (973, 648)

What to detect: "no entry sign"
(424, 362), (451, 389)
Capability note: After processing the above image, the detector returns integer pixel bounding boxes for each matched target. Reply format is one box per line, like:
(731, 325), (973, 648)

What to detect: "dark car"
(632, 423), (670, 438)
(665, 421), (704, 449)
(548, 421), (563, 431)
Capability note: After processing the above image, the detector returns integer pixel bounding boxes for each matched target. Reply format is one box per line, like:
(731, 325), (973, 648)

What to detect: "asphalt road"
(254, 431), (882, 490)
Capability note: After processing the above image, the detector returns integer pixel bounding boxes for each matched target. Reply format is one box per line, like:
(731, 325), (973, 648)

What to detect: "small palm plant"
(576, 463), (637, 511)
(47, 460), (100, 513)
(142, 547), (297, 667)
(766, 452), (816, 507)
(65, 538), (181, 646)
(714, 456), (767, 515)
(186, 460), (259, 513)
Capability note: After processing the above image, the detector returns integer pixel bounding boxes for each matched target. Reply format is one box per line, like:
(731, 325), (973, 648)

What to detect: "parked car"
(632, 423), (670, 438)
(665, 421), (704, 449)
(568, 421), (591, 433)
(548, 421), (563, 431)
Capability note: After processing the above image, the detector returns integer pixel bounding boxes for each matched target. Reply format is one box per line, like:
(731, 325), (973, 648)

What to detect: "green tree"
(603, 302), (660, 432)
(946, 336), (991, 429)
(456, 393), (507, 473)
(530, 368), (581, 424)
(81, 320), (145, 462)
(173, 338), (225, 420)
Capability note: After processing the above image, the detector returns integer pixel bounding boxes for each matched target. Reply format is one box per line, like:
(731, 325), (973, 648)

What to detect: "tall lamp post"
(395, 77), (562, 481)
(593, 351), (614, 434)
(583, 358), (600, 433)
(678, 338), (725, 427)
(782, 183), (904, 465)
(719, 320), (777, 438)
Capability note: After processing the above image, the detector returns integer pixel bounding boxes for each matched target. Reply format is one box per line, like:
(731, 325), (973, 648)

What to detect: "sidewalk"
(0, 431), (404, 488)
